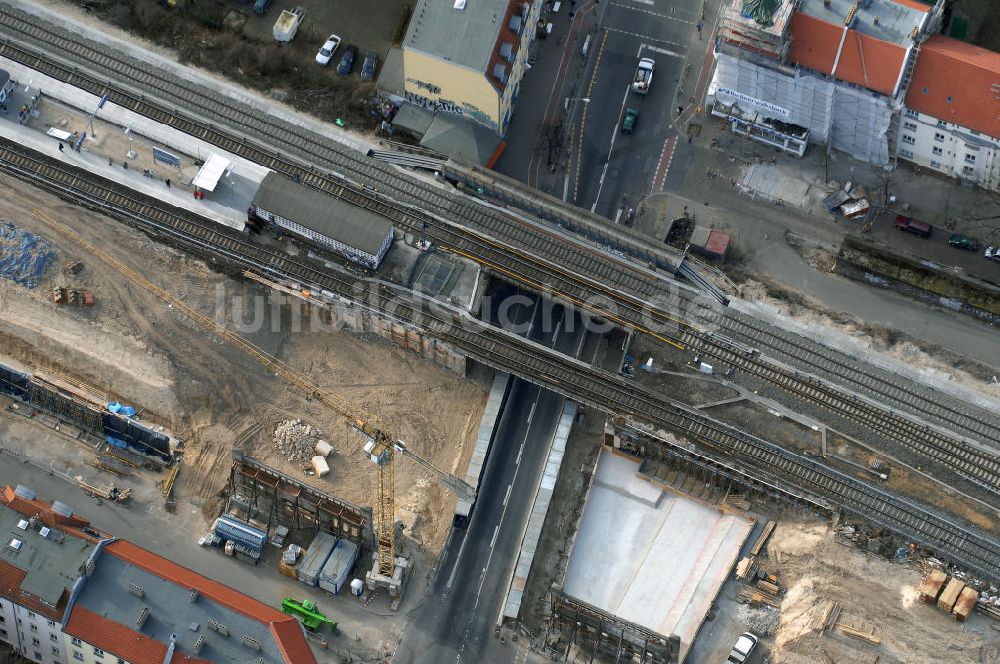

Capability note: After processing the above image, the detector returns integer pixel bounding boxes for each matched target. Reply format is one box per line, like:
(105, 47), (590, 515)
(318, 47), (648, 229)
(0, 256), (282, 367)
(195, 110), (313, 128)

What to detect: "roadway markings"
(571, 28), (609, 203)
(611, 2), (697, 23)
(604, 26), (687, 50)
(590, 85), (632, 213)
(641, 43), (686, 58)
(503, 483), (512, 506)
(652, 136), (677, 191)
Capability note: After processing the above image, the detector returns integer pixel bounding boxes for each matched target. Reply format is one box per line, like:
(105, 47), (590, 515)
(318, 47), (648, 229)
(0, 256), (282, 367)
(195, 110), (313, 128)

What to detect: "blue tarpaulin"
(105, 435), (128, 449)
(0, 222), (55, 288)
(107, 402), (137, 418)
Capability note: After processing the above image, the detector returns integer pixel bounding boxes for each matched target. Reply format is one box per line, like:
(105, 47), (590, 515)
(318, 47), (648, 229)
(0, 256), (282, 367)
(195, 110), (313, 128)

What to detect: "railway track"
(2, 137), (998, 583)
(0, 10), (997, 477)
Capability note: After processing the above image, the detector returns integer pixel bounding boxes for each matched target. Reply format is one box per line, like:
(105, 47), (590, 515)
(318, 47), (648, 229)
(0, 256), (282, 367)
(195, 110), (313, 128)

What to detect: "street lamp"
(564, 96), (591, 111)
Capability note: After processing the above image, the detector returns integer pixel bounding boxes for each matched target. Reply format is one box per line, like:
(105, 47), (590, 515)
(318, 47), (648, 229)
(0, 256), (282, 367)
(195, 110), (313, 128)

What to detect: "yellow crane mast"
(31, 209), (474, 600)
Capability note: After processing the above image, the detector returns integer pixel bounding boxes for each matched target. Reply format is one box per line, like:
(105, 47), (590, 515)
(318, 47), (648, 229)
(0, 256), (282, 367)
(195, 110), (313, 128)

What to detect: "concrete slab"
(563, 449), (754, 662)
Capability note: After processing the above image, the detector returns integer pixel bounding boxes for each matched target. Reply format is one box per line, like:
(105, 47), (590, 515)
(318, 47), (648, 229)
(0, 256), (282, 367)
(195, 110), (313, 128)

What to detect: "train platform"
(0, 59), (272, 232)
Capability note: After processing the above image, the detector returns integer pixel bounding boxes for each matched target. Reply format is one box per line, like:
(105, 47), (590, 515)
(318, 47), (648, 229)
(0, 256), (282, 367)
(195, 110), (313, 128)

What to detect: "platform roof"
(192, 153), (231, 192)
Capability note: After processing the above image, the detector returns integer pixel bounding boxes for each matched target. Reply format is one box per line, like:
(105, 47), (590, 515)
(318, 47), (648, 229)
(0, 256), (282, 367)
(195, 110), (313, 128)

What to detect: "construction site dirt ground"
(688, 515), (998, 664)
(0, 172), (489, 633)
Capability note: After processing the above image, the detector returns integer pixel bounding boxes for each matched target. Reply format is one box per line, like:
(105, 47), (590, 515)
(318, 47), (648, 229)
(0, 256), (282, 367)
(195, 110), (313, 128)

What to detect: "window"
(899, 148), (913, 159)
(31, 637), (39, 646)
(937, 119), (947, 127)
(94, 647), (105, 657)
(931, 160), (942, 169)
(901, 134), (915, 145)
(903, 121), (917, 131)
(0, 629), (7, 638)
(963, 165), (974, 175)
(947, 95), (953, 104)
(73, 652), (84, 662)
(71, 637), (82, 646)
(29, 623), (37, 632)
(118, 659), (125, 664)
(46, 620), (55, 628)
(26, 611), (35, 618)
(965, 154), (976, 164)
(33, 652), (41, 662)
(52, 647), (60, 656)
(934, 132), (945, 142)
(50, 633), (58, 642)
(905, 108), (918, 118)
(0, 615), (5, 623)
(932, 146), (943, 156)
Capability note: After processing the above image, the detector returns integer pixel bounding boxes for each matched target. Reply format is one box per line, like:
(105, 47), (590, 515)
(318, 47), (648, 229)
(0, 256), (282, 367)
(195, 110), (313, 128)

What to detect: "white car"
(315, 34), (341, 65)
(726, 632), (758, 663)
(986, 246), (1000, 263)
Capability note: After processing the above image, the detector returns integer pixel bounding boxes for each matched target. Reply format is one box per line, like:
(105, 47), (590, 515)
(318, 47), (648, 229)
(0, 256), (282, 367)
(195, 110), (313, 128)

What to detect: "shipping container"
(297, 531), (338, 587)
(318, 539), (359, 595)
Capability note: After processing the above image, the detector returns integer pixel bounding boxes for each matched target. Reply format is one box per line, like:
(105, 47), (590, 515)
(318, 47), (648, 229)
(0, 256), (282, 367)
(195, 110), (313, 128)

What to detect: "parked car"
(894, 215), (932, 238)
(986, 247), (1000, 263)
(948, 233), (980, 251)
(621, 107), (638, 134)
(253, 0), (273, 16)
(315, 34), (341, 65)
(726, 632), (758, 664)
(337, 45), (359, 76)
(361, 52), (379, 81)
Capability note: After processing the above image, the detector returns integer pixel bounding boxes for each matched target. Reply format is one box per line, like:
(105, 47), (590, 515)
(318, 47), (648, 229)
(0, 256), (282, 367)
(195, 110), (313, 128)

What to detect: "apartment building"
(402, 0), (540, 134)
(897, 34), (1000, 190)
(0, 485), (315, 664)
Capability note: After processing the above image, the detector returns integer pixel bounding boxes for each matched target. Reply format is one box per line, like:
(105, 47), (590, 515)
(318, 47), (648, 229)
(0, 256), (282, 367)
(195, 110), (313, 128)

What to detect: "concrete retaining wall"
(838, 236), (1000, 322)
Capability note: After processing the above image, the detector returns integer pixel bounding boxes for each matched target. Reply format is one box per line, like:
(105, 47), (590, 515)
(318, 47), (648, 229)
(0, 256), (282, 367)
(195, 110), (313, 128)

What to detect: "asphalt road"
(394, 292), (587, 664)
(569, 0), (703, 217)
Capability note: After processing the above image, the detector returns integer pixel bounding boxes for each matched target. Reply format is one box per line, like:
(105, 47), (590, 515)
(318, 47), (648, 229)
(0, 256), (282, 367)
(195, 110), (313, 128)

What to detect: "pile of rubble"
(273, 419), (323, 462)
(736, 603), (779, 636)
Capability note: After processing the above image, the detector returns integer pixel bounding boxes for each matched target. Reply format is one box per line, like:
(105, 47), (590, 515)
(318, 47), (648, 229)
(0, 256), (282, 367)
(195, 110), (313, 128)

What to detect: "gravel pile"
(737, 603), (779, 636)
(273, 419), (322, 462)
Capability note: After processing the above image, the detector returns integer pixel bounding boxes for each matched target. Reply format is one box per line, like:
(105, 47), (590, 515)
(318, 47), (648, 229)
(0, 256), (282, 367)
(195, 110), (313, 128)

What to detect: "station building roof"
(252, 173), (393, 257)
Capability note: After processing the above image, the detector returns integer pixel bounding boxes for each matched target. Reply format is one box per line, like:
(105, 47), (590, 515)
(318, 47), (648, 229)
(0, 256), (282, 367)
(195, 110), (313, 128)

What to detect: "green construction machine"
(281, 597), (337, 632)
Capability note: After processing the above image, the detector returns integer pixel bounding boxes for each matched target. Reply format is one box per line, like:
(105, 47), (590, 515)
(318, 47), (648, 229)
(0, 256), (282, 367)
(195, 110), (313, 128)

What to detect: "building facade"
(0, 485), (316, 664)
(402, 0), (540, 134)
(897, 35), (1000, 190)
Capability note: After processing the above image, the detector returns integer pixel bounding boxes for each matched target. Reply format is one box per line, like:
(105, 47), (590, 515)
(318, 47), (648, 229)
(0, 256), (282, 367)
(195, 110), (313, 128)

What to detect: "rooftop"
(403, 0), (522, 80)
(561, 451), (754, 661)
(252, 173), (393, 256)
(788, 11), (909, 95)
(797, 0), (929, 46)
(65, 539), (315, 664)
(0, 486), (100, 619)
(905, 34), (1000, 139)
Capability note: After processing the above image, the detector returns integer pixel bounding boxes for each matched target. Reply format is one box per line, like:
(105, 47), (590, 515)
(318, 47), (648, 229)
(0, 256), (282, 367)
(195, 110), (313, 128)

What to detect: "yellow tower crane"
(32, 209), (475, 603)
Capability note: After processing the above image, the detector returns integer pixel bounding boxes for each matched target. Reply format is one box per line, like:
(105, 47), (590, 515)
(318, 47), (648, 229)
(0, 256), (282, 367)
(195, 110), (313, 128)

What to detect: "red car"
(894, 215), (932, 238)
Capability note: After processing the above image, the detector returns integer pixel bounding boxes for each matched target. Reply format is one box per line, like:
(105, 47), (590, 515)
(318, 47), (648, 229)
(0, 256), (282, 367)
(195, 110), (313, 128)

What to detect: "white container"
(314, 440), (333, 457)
(318, 540), (359, 595)
(311, 455), (330, 477)
(350, 578), (364, 596)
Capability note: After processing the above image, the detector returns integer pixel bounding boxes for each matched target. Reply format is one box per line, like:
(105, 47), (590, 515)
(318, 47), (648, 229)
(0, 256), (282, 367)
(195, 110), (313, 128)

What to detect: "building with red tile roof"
(0, 486), (317, 664)
(905, 35), (1000, 139)
(897, 34), (1000, 189)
